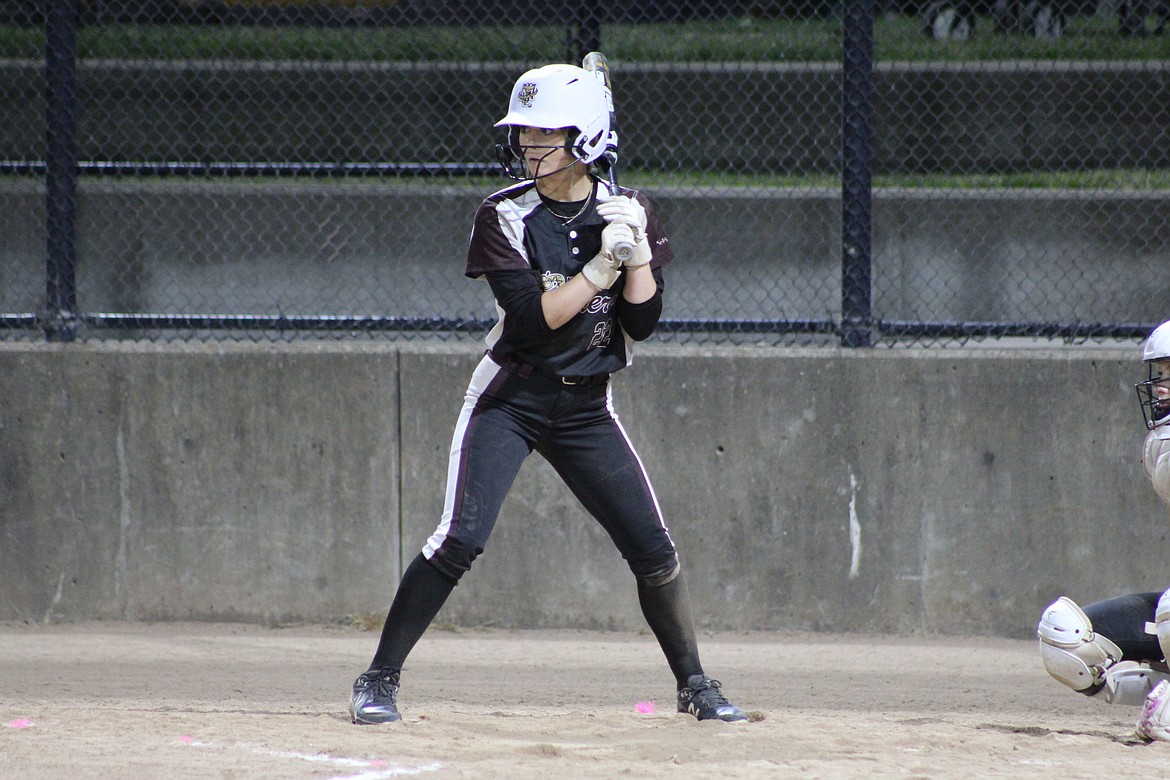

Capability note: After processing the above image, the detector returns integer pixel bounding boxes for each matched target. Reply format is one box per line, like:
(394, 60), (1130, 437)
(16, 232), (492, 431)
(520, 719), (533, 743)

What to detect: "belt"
(558, 373), (609, 387)
(488, 350), (609, 387)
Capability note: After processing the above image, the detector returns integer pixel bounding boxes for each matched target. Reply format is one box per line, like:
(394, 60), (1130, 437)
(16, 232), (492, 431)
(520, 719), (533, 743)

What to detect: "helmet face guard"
(1136, 321), (1170, 430)
(493, 64), (611, 180)
(494, 140), (525, 180)
(1136, 361), (1170, 431)
(494, 126), (582, 181)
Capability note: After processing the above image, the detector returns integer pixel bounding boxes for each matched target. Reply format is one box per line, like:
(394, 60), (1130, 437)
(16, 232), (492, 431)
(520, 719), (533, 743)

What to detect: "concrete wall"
(3, 341), (1167, 638)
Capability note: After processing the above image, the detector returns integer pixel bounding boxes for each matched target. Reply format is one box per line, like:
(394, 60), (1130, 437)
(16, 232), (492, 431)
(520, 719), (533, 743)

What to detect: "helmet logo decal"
(518, 82), (538, 108)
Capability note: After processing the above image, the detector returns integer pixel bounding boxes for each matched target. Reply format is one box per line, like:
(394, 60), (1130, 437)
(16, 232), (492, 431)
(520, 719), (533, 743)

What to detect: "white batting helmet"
(494, 64), (610, 166)
(1136, 320), (1170, 430)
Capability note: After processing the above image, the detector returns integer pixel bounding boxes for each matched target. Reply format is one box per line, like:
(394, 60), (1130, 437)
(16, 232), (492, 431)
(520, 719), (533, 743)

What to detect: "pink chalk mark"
(178, 735), (195, 743)
(5, 719), (32, 729)
(635, 701), (655, 714)
(370, 759), (388, 767)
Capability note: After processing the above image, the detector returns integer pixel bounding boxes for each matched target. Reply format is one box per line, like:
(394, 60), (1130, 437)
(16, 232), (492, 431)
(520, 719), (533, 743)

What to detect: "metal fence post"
(44, 0), (80, 342)
(841, 0), (875, 348)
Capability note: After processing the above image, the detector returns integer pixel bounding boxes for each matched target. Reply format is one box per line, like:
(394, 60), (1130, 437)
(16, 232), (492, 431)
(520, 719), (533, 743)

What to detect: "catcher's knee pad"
(633, 554), (680, 587)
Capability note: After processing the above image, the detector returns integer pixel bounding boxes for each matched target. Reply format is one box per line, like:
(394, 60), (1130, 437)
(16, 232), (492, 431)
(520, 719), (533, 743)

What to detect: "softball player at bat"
(348, 63), (748, 725)
(1038, 319), (1170, 740)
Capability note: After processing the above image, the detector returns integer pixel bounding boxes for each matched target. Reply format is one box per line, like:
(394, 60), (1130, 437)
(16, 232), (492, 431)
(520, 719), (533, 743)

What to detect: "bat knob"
(613, 241), (634, 264)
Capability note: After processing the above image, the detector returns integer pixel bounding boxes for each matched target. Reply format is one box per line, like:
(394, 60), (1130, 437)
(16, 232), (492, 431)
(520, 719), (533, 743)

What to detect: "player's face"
(517, 127), (573, 179)
(1154, 359), (1170, 409)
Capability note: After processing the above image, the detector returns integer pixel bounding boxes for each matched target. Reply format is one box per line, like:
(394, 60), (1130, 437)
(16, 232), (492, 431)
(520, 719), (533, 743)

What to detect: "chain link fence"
(1, 0), (1167, 346)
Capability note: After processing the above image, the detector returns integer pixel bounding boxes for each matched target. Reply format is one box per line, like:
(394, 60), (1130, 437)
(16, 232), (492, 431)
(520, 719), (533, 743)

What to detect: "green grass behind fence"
(2, 15), (1169, 61)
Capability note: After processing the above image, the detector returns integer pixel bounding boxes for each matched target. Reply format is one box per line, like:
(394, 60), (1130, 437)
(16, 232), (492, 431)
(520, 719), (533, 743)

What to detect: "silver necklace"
(543, 188), (594, 225)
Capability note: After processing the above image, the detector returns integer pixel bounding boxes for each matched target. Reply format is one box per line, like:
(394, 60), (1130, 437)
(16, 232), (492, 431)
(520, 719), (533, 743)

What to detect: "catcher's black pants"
(1085, 592), (1163, 661)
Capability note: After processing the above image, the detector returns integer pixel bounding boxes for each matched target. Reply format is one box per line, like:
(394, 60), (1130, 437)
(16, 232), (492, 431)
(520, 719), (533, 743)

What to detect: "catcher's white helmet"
(1136, 320), (1170, 430)
(494, 64), (611, 178)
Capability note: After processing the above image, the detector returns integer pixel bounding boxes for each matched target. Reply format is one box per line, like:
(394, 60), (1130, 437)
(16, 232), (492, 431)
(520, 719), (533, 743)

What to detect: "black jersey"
(465, 179), (674, 378)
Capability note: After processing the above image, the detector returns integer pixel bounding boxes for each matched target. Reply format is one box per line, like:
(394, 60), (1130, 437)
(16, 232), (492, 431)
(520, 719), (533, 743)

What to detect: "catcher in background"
(1038, 319), (1170, 741)
(346, 64), (748, 726)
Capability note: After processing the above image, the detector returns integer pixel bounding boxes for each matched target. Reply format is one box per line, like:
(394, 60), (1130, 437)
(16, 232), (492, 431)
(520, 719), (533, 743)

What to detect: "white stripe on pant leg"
(604, 382), (673, 545)
(423, 356), (506, 560)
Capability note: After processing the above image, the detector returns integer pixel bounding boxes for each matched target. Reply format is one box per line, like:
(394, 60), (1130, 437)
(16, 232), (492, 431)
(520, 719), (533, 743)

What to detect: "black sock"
(369, 553), (456, 672)
(636, 570), (703, 689)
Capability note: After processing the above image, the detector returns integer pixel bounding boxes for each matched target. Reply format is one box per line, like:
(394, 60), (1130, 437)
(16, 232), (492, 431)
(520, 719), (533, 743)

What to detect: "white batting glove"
(596, 195), (647, 243)
(597, 195), (651, 268)
(602, 222), (636, 261)
(582, 237), (622, 290)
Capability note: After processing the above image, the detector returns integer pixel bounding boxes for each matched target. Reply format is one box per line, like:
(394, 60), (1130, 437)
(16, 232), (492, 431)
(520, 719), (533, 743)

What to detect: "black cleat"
(677, 674), (749, 723)
(349, 668), (402, 724)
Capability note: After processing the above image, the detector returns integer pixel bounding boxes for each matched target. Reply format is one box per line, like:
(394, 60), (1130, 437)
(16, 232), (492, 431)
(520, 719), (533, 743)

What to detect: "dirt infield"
(1, 621), (1166, 779)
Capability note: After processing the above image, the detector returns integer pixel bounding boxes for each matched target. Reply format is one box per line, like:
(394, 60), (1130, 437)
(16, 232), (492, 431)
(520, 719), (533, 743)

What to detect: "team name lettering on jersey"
(581, 293), (614, 315)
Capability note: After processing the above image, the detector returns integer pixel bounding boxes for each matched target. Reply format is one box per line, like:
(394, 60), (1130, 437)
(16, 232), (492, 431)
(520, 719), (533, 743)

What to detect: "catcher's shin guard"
(1037, 596), (1169, 705)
